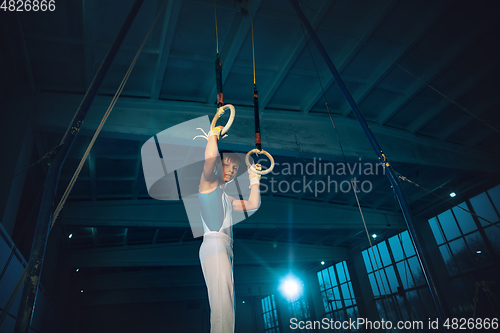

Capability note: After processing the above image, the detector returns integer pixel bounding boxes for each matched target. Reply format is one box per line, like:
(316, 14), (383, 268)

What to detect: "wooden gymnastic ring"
(245, 149), (275, 175)
(211, 104), (235, 137)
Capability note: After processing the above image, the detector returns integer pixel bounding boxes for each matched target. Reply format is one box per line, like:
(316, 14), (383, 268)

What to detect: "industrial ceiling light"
(279, 275), (303, 301)
(68, 233), (73, 239)
(372, 234), (377, 239)
(321, 261), (325, 265)
(450, 192), (456, 197)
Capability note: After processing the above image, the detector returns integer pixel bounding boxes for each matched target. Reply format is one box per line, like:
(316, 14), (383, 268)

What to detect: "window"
(362, 231), (437, 331)
(288, 295), (311, 327)
(262, 295), (280, 333)
(317, 261), (359, 331)
(428, 184), (500, 315)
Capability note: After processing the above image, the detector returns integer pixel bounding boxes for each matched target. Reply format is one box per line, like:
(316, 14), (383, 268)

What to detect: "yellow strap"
(214, 0), (219, 54)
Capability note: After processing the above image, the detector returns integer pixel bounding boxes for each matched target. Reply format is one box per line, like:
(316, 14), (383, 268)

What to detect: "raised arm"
(200, 126), (223, 190)
(231, 164), (261, 211)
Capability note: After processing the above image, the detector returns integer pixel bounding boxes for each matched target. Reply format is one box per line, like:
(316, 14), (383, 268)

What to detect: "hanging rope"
(250, 0), (256, 87)
(214, 0), (223, 107)
(214, 0), (219, 55)
(195, 0), (237, 139)
(298, 15), (396, 321)
(0, 144), (62, 186)
(0, 181), (45, 329)
(245, 0), (275, 175)
(299, 3), (500, 137)
(50, 0), (169, 228)
(395, 171), (499, 230)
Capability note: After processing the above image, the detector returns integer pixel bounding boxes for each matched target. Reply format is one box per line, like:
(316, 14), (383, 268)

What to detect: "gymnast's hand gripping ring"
(211, 104), (235, 137)
(245, 149), (275, 175)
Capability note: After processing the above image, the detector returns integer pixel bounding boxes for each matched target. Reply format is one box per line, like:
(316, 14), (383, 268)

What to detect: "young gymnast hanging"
(194, 1), (276, 331)
(197, 123), (261, 333)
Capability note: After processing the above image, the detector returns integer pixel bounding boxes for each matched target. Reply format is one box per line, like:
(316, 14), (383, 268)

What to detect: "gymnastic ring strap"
(211, 104), (235, 137)
(245, 148), (275, 175)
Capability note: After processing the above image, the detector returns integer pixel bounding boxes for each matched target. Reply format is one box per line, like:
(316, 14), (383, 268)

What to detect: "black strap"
(253, 87), (261, 151)
(215, 55), (223, 107)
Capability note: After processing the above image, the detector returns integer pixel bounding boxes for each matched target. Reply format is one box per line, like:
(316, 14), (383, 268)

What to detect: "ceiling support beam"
(300, 0), (399, 114)
(70, 239), (349, 267)
(59, 197), (402, 230)
(79, 266), (292, 291)
(78, 265), (293, 305)
(31, 93), (500, 173)
(150, 0), (183, 100)
(338, 1), (449, 117)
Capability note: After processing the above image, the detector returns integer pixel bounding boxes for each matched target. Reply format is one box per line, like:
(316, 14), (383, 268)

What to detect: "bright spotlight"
(68, 233), (73, 239)
(450, 192), (456, 198)
(279, 276), (302, 301)
(321, 261), (325, 265)
(371, 234), (377, 239)
(476, 250), (482, 254)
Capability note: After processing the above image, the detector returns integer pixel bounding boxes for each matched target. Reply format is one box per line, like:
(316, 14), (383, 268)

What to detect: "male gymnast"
(198, 125), (261, 333)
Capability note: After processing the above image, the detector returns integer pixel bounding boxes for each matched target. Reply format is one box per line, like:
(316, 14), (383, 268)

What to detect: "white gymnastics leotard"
(198, 185), (234, 333)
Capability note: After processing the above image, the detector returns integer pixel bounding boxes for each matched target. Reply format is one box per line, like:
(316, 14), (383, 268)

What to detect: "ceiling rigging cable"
(289, 0), (450, 325)
(193, 0), (235, 141)
(299, 0), (497, 230)
(51, 0), (169, 228)
(244, 0), (274, 175)
(297, 16), (396, 322)
(299, 2), (500, 137)
(8, 2), (168, 332)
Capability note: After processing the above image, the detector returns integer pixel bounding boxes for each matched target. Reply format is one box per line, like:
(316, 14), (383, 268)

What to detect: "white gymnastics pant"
(199, 232), (234, 333)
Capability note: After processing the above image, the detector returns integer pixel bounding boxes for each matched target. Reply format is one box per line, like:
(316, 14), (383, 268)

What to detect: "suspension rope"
(298, 15), (396, 321)
(250, 0), (256, 86)
(214, 0), (219, 55)
(50, 0), (168, 228)
(0, 181), (45, 329)
(395, 170), (500, 230)
(300, 2), (500, 136)
(213, 0), (224, 107)
(394, 63), (500, 135)
(0, 143), (62, 186)
(298, 2), (498, 231)
(245, 0), (275, 175)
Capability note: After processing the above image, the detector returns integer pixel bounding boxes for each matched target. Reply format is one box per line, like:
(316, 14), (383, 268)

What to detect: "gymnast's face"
(221, 157), (239, 183)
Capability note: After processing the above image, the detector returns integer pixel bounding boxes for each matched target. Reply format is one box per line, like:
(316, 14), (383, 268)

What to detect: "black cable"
(299, 2), (500, 136)
(0, 180), (45, 284)
(0, 143), (62, 186)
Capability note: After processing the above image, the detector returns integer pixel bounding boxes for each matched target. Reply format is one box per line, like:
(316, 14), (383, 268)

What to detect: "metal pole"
(289, 0), (449, 326)
(13, 1), (144, 332)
